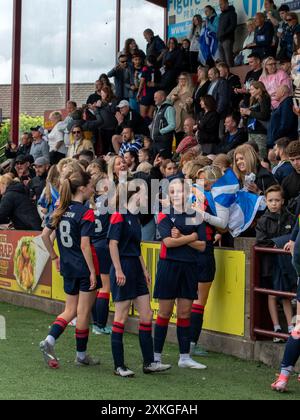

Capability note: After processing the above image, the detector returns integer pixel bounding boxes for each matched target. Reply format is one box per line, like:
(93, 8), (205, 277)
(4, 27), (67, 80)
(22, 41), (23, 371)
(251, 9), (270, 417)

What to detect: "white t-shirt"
(47, 122), (67, 154)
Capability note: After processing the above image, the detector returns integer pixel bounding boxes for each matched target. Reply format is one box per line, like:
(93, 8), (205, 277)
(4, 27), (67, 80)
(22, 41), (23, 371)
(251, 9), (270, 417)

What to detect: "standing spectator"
(107, 54), (131, 101)
(122, 38), (146, 65)
(234, 53), (263, 106)
(189, 15), (203, 73)
(259, 57), (292, 109)
(207, 67), (230, 137)
(201, 6), (219, 67)
(281, 12), (300, 61)
(204, 5), (219, 35)
(28, 157), (50, 203)
(235, 19), (256, 65)
(167, 73), (194, 146)
(143, 28), (166, 66)
(30, 126), (50, 162)
(67, 125), (94, 159)
(5, 132), (32, 161)
(277, 5), (291, 60)
(0, 174), (41, 231)
(196, 95), (220, 155)
(249, 13), (274, 59)
(86, 80), (103, 105)
(99, 74), (114, 91)
(281, 140), (300, 202)
(219, 114), (247, 153)
(216, 62), (241, 110)
(268, 85), (298, 149)
(180, 39), (191, 73)
(137, 55), (160, 121)
(217, 0), (237, 67)
(162, 38), (183, 77)
(192, 67), (210, 119)
(150, 91), (176, 156)
(240, 81), (271, 159)
(272, 137), (294, 184)
(48, 111), (67, 165)
(129, 53), (144, 113)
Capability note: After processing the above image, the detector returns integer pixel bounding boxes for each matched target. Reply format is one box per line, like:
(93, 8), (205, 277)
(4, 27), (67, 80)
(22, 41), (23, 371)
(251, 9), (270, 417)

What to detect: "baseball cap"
(15, 155), (29, 164)
(34, 157), (49, 166)
(30, 126), (44, 135)
(117, 100), (130, 109)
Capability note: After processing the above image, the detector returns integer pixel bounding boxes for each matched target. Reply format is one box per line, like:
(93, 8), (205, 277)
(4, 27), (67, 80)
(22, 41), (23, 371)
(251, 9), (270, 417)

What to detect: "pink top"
(259, 70), (292, 109)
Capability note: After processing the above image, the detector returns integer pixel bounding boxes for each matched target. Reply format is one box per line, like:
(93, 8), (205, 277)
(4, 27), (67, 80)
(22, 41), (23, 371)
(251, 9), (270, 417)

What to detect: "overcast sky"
(0, 0), (164, 84)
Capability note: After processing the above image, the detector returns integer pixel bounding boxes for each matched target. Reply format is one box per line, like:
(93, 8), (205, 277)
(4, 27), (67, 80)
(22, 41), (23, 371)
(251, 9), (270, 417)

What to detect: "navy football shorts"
(154, 260), (198, 300)
(95, 246), (112, 275)
(64, 276), (102, 296)
(110, 257), (149, 302)
(197, 253), (216, 283)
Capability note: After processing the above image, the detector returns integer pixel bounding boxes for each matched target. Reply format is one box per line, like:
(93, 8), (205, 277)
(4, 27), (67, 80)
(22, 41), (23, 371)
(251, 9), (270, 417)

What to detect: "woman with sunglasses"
(67, 125), (95, 159)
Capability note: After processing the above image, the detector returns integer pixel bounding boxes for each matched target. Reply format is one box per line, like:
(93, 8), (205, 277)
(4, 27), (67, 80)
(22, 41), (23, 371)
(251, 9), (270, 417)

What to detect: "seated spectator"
(67, 125), (94, 159)
(107, 155), (128, 185)
(150, 90), (176, 156)
(5, 132), (33, 161)
(217, 0), (237, 67)
(107, 53), (131, 101)
(176, 136), (198, 156)
(233, 144), (277, 195)
(87, 80), (103, 105)
(13, 155), (35, 185)
(207, 67), (230, 137)
(188, 15), (203, 73)
(249, 13), (274, 59)
(124, 151), (139, 174)
(137, 55), (161, 121)
(268, 85), (298, 149)
(167, 72), (194, 146)
(259, 57), (292, 109)
(196, 95), (220, 155)
(122, 38), (146, 65)
(135, 161), (153, 175)
(216, 62), (242, 110)
(30, 126), (50, 162)
(183, 117), (196, 139)
(256, 184), (297, 339)
(0, 174), (41, 231)
(281, 140), (300, 203)
(138, 148), (151, 164)
(234, 53), (263, 107)
(214, 154), (232, 174)
(160, 159), (178, 179)
(86, 160), (107, 180)
(192, 67), (210, 119)
(234, 19), (256, 65)
(240, 81), (271, 159)
(219, 113), (247, 153)
(77, 150), (95, 165)
(28, 157), (50, 203)
(272, 137), (294, 184)
(118, 126), (143, 157)
(180, 39), (191, 73)
(48, 111), (67, 165)
(143, 28), (166, 66)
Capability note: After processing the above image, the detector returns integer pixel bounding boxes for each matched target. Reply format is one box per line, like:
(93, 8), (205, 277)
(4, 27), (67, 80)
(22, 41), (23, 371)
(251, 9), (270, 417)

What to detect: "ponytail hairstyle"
(51, 170), (91, 229)
(44, 165), (60, 205)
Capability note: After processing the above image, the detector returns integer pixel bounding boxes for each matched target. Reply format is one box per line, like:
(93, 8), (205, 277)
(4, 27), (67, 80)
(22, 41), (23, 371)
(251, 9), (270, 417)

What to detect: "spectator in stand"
(162, 38), (183, 77)
(48, 111), (67, 165)
(107, 53), (131, 101)
(240, 81), (271, 159)
(234, 19), (256, 66)
(192, 67), (210, 119)
(137, 55), (160, 122)
(217, 0), (237, 68)
(282, 140), (300, 202)
(98, 86), (118, 114)
(268, 85), (298, 149)
(138, 148), (151, 165)
(189, 15), (203, 73)
(167, 72), (194, 147)
(150, 90), (176, 156)
(272, 137), (294, 184)
(5, 132), (33, 161)
(38, 165), (60, 225)
(219, 113), (247, 153)
(28, 157), (50, 203)
(13, 155), (35, 185)
(143, 28), (166, 66)
(202, 6), (219, 67)
(281, 12), (300, 61)
(233, 144), (277, 195)
(112, 100), (149, 153)
(129, 54), (144, 113)
(60, 101), (78, 148)
(183, 117), (196, 139)
(196, 95), (220, 155)
(124, 151), (139, 174)
(248, 13), (274, 59)
(122, 38), (146, 65)
(0, 174), (41, 231)
(118, 126), (143, 157)
(87, 80), (103, 105)
(67, 125), (94, 159)
(264, 0), (281, 57)
(216, 62), (241, 111)
(180, 39), (191, 73)
(107, 155), (128, 185)
(259, 57), (292, 109)
(234, 53), (263, 107)
(30, 126), (50, 162)
(277, 6), (292, 60)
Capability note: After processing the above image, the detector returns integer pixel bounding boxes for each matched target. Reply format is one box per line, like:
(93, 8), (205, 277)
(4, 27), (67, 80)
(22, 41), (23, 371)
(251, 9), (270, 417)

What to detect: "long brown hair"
(44, 165), (60, 204)
(250, 81), (270, 106)
(51, 170), (91, 229)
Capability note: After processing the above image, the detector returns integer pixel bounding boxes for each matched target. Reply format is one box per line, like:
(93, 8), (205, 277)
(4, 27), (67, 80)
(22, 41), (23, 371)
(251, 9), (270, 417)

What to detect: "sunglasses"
(120, 60), (128, 64)
(72, 131), (81, 134)
(286, 18), (294, 21)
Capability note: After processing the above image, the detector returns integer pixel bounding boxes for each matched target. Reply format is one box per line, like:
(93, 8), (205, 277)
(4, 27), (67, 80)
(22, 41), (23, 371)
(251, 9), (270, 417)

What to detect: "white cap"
(117, 100), (130, 109)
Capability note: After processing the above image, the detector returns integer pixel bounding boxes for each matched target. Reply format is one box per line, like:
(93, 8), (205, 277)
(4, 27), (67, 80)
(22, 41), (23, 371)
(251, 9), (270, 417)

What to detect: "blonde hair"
(184, 162), (206, 183)
(177, 72), (194, 94)
(50, 111), (63, 122)
(136, 162), (153, 174)
(198, 165), (222, 184)
(262, 56), (278, 77)
(0, 174), (17, 189)
(107, 156), (127, 184)
(233, 144), (260, 181)
(57, 158), (77, 174)
(44, 165), (60, 205)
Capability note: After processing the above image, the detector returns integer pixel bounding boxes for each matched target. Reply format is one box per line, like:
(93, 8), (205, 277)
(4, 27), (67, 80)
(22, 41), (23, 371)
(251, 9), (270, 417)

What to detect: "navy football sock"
(154, 316), (170, 354)
(139, 323), (154, 366)
(112, 322), (125, 369)
(190, 305), (205, 344)
(76, 329), (89, 353)
(177, 318), (191, 355)
(96, 292), (110, 328)
(48, 317), (68, 341)
(281, 330), (300, 372)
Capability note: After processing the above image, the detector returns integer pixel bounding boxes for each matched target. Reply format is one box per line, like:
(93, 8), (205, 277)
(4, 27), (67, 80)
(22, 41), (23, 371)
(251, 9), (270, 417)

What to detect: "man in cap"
(30, 126), (50, 162)
(28, 157), (50, 203)
(13, 155), (35, 185)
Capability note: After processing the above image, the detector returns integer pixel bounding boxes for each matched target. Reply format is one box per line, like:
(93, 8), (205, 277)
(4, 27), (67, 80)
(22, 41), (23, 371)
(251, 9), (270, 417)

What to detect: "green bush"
(0, 114), (44, 149)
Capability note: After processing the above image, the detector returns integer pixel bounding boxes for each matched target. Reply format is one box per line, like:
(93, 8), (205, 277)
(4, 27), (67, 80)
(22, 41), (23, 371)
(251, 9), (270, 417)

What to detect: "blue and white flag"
(211, 169), (240, 210)
(229, 190), (266, 238)
(199, 27), (219, 65)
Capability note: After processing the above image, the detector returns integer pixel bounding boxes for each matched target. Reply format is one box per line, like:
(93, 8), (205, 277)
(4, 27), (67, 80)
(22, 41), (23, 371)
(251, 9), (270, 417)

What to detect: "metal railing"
(251, 246), (297, 341)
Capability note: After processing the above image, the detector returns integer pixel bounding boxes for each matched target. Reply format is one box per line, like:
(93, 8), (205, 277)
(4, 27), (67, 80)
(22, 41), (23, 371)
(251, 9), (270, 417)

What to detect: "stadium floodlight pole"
(11, 0), (22, 146)
(66, 0), (72, 103)
(116, 0), (121, 63)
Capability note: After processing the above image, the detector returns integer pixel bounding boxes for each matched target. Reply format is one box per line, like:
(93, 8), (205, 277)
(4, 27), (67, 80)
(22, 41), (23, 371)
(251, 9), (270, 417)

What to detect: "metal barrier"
(251, 246), (297, 341)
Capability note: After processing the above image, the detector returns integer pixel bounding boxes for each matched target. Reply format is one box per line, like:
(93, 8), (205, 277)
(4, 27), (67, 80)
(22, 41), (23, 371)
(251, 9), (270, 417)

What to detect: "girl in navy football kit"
(108, 181), (171, 377)
(90, 176), (112, 335)
(154, 178), (207, 370)
(40, 170), (101, 368)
